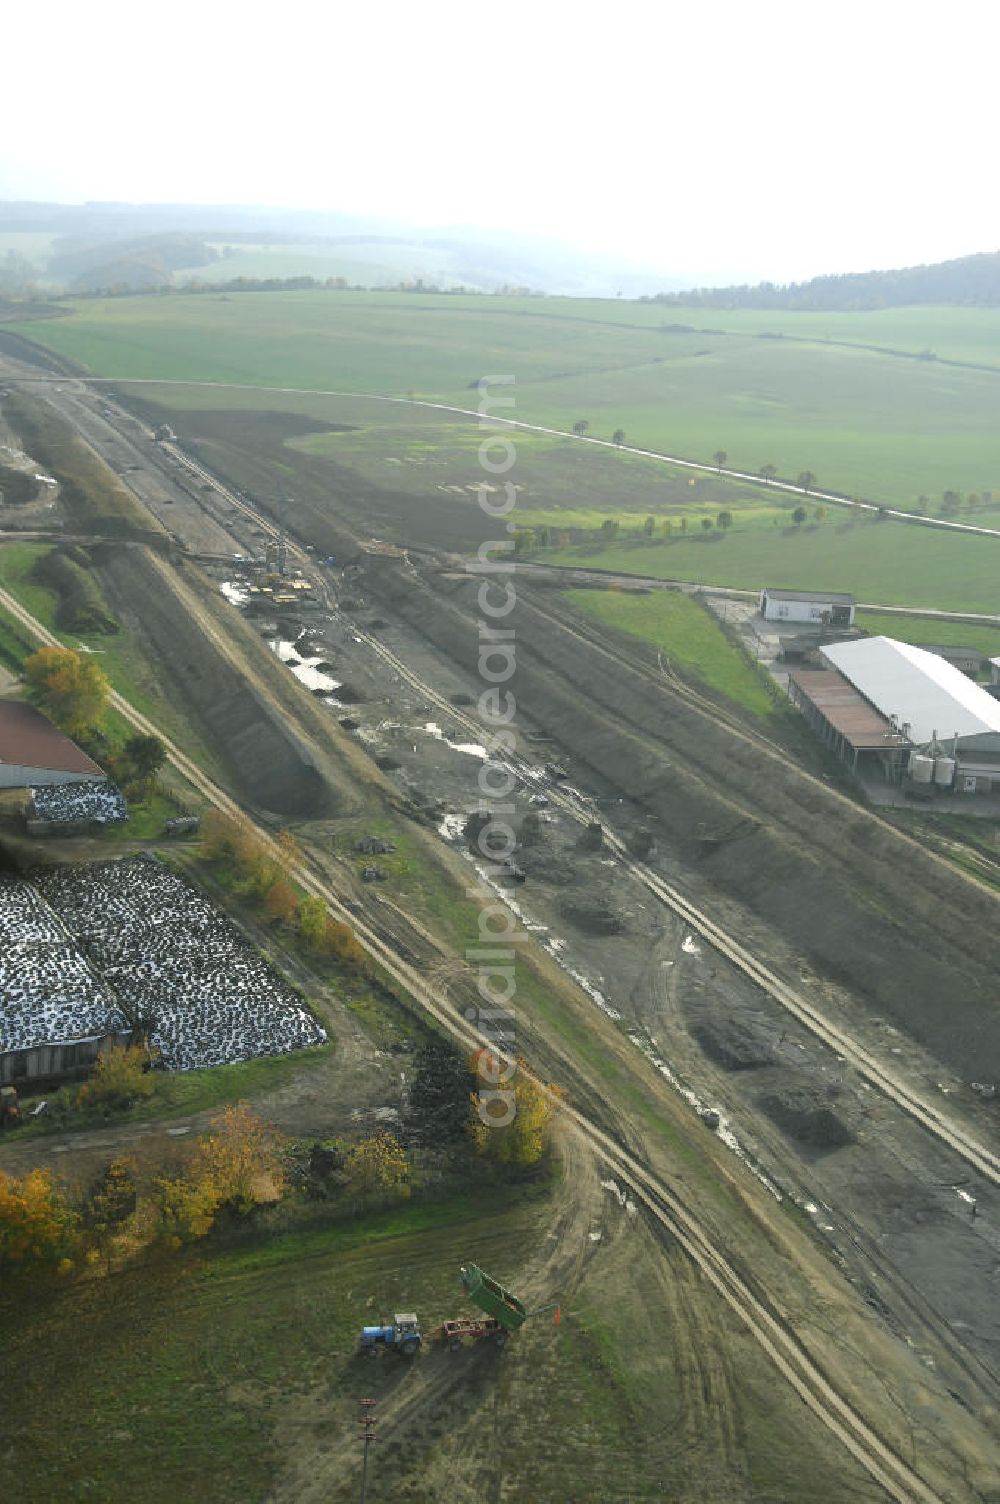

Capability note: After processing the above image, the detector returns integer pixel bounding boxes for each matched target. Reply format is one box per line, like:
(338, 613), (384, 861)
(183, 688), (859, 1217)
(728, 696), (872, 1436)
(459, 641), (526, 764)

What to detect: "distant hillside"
(645, 250), (1000, 311)
(47, 232), (219, 292)
(0, 201), (682, 299)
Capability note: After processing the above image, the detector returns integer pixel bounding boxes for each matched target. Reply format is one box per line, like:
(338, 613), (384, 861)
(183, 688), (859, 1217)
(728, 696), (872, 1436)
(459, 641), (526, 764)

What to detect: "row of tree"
(514, 502), (839, 553)
(0, 1102), (414, 1282)
(200, 810), (365, 969)
(0, 1103), (281, 1279)
(1, 1038), (566, 1284)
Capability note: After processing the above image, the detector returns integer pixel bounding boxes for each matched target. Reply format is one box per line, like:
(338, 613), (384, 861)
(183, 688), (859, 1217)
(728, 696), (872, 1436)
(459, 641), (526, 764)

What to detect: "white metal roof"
(819, 637), (1000, 745)
(763, 588), (855, 604)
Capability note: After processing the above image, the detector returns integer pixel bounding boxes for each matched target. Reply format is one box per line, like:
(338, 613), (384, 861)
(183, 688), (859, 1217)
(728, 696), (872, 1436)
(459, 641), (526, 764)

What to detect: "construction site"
(0, 343), (999, 1504)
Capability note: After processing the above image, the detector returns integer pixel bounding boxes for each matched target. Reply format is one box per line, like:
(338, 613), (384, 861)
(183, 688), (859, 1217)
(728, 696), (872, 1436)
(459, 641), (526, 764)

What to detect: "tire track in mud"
(0, 585), (958, 1503)
(272, 1133), (603, 1504)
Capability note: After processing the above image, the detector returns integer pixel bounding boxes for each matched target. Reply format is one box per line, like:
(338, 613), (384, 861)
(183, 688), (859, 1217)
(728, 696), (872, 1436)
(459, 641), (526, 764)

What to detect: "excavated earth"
(382, 565), (1000, 1084)
(240, 552), (1000, 1393)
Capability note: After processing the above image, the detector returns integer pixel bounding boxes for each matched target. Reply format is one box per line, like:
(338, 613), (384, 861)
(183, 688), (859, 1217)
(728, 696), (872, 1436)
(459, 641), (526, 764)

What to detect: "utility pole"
(358, 1397), (377, 1504)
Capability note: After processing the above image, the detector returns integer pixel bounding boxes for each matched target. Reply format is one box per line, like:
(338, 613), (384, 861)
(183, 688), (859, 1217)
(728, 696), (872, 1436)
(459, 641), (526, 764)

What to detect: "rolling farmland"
(14, 291), (1000, 509)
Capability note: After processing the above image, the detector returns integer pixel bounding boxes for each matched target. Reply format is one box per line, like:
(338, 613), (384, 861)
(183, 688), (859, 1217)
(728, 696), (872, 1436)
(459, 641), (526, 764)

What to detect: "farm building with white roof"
(789, 637), (1000, 794)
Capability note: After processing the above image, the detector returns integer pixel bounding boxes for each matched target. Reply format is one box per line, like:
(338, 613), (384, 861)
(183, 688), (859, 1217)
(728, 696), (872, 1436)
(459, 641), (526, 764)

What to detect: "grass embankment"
(564, 587), (776, 719)
(3, 391), (165, 539)
(0, 542), (222, 778)
(16, 291), (1000, 508)
(8, 1043), (336, 1147)
(34, 546), (119, 634)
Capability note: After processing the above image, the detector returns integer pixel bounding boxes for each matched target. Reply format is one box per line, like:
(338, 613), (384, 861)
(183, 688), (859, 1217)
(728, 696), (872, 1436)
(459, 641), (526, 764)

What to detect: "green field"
(177, 240), (479, 289)
(544, 518), (1000, 615)
(854, 610), (1000, 657)
(15, 291), (1000, 511)
(565, 587), (777, 718)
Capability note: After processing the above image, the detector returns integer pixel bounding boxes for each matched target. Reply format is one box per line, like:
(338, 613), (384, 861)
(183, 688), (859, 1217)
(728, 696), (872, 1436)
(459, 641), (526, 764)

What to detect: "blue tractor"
(359, 1312), (422, 1357)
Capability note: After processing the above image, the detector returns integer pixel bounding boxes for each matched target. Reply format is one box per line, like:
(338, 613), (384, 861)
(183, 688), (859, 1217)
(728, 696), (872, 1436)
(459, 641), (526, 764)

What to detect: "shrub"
(76, 1043), (156, 1113)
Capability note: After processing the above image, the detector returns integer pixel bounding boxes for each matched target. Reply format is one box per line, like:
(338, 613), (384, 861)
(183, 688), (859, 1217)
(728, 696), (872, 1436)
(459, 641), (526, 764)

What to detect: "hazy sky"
(3, 0), (997, 283)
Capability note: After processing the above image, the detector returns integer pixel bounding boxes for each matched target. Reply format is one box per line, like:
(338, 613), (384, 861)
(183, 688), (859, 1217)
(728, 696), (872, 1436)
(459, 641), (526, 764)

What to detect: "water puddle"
(423, 722), (488, 759)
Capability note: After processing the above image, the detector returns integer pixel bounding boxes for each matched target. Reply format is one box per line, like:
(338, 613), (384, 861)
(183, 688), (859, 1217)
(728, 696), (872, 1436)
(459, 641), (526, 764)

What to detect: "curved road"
(12, 370), (1000, 542)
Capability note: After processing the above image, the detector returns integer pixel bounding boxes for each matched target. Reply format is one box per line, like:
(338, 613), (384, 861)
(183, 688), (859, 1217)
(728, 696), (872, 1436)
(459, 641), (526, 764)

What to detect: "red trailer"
(429, 1316), (507, 1351)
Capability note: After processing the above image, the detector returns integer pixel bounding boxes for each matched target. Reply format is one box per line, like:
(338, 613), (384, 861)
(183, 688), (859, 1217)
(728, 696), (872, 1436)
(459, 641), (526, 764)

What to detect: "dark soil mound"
(559, 894), (627, 935)
(333, 684), (366, 705)
(693, 1020), (773, 1071)
(519, 849), (575, 886)
(758, 1088), (854, 1151)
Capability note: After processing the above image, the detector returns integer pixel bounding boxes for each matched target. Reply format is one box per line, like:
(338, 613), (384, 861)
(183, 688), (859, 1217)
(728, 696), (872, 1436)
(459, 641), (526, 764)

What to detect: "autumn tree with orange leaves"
(342, 1132), (410, 1198)
(25, 646), (109, 738)
(153, 1103), (286, 1246)
(0, 1167), (79, 1279)
(469, 1051), (565, 1168)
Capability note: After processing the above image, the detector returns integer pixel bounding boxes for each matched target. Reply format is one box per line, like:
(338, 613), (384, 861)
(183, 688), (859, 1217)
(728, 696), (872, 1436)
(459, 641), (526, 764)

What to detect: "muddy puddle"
(423, 722), (489, 758)
(268, 638), (342, 696)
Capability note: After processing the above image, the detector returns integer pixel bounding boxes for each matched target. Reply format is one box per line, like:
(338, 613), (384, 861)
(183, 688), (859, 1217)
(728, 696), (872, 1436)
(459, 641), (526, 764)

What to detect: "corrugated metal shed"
(788, 670), (897, 747)
(820, 637), (1000, 745)
(764, 588), (855, 605)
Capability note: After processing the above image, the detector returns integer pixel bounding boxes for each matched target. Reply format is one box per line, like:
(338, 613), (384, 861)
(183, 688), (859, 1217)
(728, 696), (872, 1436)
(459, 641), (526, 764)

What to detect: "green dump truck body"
(460, 1263), (529, 1331)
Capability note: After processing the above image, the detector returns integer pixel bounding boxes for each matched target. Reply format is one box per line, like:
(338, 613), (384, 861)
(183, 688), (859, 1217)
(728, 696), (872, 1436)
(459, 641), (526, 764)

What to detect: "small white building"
(760, 588), (855, 627)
